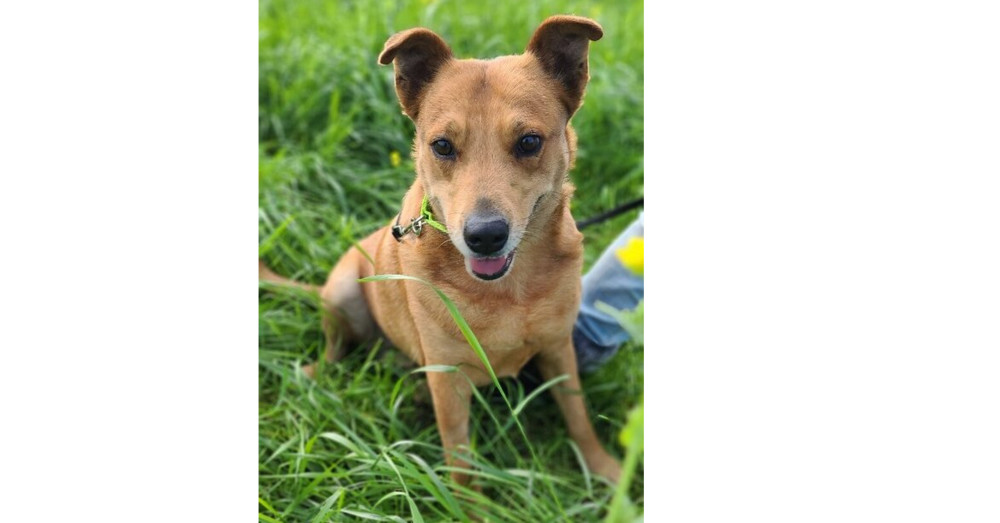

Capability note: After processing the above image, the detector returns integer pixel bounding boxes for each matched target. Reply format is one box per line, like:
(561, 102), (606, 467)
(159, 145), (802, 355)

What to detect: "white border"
(2, 1), (258, 520)
(652, 1), (1000, 520)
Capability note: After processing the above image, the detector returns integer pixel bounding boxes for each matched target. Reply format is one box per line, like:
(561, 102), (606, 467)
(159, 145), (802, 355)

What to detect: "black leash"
(575, 196), (644, 230)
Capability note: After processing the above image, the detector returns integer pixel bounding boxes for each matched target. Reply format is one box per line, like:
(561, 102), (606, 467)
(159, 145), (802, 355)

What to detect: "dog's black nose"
(464, 216), (509, 255)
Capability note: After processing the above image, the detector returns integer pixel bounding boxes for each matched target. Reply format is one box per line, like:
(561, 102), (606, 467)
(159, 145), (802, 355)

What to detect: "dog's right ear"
(378, 28), (453, 120)
(526, 15), (603, 116)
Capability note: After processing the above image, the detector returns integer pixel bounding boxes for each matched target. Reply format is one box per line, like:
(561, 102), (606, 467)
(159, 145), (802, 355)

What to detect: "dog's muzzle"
(464, 216), (509, 256)
(463, 215), (514, 280)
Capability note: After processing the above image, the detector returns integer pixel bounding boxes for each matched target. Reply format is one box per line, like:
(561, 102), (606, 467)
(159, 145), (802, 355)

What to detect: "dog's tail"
(258, 260), (321, 294)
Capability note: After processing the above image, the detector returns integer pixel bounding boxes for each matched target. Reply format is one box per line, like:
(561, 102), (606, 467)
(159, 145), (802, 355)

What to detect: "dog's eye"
(431, 139), (455, 158)
(516, 134), (542, 156)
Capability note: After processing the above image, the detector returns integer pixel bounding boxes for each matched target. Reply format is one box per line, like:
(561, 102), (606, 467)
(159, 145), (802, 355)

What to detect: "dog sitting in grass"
(260, 15), (621, 486)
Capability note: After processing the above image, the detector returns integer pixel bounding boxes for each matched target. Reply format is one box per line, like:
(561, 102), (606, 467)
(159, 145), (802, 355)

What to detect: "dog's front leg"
(536, 341), (623, 483)
(426, 369), (476, 486)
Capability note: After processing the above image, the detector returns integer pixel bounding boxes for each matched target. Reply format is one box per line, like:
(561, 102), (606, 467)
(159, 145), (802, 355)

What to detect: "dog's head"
(378, 16), (602, 281)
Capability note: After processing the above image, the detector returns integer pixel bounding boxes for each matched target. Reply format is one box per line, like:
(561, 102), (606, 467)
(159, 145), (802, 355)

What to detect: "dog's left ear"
(526, 15), (603, 116)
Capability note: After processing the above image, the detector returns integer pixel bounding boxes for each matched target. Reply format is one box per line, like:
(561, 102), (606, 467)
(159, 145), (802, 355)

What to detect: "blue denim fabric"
(574, 212), (644, 373)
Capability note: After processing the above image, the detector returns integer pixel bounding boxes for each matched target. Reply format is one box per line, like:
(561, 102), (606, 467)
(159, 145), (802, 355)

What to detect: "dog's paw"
(300, 362), (318, 380)
(588, 451), (623, 484)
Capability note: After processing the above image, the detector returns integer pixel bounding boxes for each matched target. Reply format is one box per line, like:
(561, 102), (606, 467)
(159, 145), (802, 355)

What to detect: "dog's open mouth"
(469, 251), (515, 281)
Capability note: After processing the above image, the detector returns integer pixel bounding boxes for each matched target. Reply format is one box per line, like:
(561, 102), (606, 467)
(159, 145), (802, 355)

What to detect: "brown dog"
(260, 15), (621, 486)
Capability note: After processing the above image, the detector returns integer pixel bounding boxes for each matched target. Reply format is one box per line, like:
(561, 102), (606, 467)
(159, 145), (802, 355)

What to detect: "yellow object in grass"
(615, 237), (643, 276)
(389, 150), (401, 168)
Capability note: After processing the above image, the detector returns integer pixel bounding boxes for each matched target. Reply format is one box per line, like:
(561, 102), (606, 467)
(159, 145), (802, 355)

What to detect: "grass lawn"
(259, 0), (644, 520)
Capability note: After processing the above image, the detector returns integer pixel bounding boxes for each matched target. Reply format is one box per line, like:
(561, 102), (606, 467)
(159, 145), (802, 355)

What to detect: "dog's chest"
(459, 293), (575, 374)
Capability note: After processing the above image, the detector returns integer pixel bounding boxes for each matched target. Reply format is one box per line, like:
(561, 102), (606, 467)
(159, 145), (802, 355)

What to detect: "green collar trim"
(419, 196), (448, 233)
(391, 196), (447, 241)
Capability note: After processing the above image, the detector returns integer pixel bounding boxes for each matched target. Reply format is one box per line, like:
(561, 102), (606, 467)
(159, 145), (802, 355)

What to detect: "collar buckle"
(391, 196), (445, 243)
(392, 216), (426, 242)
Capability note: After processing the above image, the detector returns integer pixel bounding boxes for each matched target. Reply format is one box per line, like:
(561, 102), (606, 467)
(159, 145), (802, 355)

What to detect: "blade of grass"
(376, 456), (426, 523)
(512, 374), (568, 417)
(259, 213), (296, 257)
(407, 452), (467, 521)
(309, 489), (344, 523)
(388, 364), (456, 414)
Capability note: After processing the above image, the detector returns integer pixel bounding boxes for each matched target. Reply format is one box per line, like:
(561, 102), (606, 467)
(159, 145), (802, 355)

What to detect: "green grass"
(259, 0), (643, 520)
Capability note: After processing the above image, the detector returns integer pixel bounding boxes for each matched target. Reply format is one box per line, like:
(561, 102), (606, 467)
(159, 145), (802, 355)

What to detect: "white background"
(2, 1), (998, 521)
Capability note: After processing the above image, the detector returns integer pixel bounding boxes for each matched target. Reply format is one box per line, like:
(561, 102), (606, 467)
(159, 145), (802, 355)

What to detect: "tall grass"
(259, 0), (643, 520)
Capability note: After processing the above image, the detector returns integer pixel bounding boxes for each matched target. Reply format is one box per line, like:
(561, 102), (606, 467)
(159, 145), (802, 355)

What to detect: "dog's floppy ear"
(378, 28), (453, 120)
(526, 15), (603, 116)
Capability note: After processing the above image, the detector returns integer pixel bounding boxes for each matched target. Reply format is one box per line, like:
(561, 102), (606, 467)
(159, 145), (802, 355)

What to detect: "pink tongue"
(470, 255), (507, 275)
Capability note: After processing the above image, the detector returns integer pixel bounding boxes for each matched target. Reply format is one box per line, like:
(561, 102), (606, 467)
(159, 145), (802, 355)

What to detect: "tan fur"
(260, 15), (621, 485)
